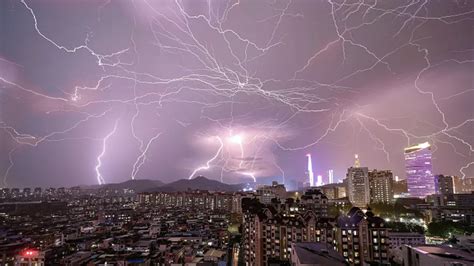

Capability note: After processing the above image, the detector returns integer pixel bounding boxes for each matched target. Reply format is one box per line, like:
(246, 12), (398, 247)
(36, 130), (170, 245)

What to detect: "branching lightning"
(1, 0), (472, 186)
(188, 136), (224, 180)
(131, 132), (162, 180)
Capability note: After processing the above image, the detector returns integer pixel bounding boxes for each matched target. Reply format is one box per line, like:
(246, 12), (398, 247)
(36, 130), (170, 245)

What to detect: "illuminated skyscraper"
(316, 175), (323, 186)
(354, 154), (361, 167)
(306, 154), (315, 187)
(404, 142), (435, 198)
(346, 154), (370, 207)
(328, 169), (334, 184)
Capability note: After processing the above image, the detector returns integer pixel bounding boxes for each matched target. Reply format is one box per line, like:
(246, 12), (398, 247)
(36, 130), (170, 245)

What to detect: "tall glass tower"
(404, 142), (434, 198)
(306, 154), (315, 187)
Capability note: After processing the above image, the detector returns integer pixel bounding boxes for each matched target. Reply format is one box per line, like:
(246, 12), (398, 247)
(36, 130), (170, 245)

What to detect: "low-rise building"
(15, 249), (45, 266)
(290, 242), (346, 266)
(256, 181), (287, 204)
(388, 232), (425, 249)
(402, 245), (474, 266)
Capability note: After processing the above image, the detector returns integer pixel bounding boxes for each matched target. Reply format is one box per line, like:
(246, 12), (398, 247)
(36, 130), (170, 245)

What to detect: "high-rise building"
(306, 154), (315, 187)
(320, 183), (346, 199)
(241, 194), (390, 266)
(328, 169), (334, 184)
(404, 142), (435, 198)
(347, 155), (370, 207)
(369, 170), (394, 204)
(434, 175), (454, 195)
(242, 197), (333, 266)
(231, 192), (249, 214)
(335, 207), (390, 265)
(393, 179), (408, 196)
(317, 174), (323, 187)
(354, 154), (361, 167)
(321, 173), (329, 185)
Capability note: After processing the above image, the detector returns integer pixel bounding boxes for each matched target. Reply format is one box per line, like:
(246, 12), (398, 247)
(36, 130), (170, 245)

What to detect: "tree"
(427, 221), (474, 238)
(387, 222), (424, 234)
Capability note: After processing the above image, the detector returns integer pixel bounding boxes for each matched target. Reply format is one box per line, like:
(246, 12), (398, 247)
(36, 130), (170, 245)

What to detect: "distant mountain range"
(83, 176), (245, 193)
(146, 176), (244, 192)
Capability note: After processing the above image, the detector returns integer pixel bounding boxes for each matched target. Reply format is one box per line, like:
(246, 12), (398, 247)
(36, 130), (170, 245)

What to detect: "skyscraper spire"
(354, 154), (360, 167)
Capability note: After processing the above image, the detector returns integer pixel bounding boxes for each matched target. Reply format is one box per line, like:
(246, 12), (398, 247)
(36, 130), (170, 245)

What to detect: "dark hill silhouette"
(145, 176), (244, 192)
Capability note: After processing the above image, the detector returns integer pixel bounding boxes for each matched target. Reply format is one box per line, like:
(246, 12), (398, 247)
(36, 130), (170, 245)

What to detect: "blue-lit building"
(404, 142), (435, 198)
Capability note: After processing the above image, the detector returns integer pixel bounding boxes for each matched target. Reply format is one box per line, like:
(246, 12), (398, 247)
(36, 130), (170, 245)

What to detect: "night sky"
(1, 0), (473, 188)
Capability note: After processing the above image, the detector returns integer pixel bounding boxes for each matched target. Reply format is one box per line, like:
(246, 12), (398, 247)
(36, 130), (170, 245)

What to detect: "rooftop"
(292, 242), (346, 265)
(408, 245), (474, 263)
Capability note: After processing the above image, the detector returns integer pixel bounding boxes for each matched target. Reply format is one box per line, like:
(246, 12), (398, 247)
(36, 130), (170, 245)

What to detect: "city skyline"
(1, 0), (473, 187)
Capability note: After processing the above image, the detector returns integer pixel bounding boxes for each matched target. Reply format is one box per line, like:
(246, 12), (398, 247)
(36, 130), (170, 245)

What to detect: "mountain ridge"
(80, 176), (244, 193)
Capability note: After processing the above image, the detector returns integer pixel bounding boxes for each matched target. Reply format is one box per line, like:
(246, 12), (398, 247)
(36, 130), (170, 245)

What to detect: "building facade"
(335, 207), (389, 265)
(242, 194), (388, 265)
(388, 232), (425, 249)
(242, 194), (334, 266)
(256, 182), (287, 205)
(434, 174), (454, 195)
(402, 245), (474, 266)
(404, 142), (435, 198)
(137, 190), (232, 211)
(368, 170), (394, 204)
(290, 242), (346, 266)
(346, 166), (370, 207)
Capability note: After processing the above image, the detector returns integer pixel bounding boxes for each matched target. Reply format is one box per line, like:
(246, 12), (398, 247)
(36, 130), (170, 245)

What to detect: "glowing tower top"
(354, 154), (361, 168)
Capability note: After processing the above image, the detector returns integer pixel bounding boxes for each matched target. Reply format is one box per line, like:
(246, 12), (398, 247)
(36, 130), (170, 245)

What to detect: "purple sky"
(1, 0), (473, 187)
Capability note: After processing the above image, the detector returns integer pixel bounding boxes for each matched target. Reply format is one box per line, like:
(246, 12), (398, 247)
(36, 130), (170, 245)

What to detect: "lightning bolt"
(1, 0), (472, 187)
(188, 136), (224, 179)
(241, 172), (256, 183)
(95, 120), (119, 185)
(131, 132), (162, 180)
(2, 148), (17, 188)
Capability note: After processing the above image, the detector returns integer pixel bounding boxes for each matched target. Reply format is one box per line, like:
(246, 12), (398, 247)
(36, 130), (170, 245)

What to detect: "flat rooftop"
(292, 242), (346, 265)
(409, 245), (474, 263)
